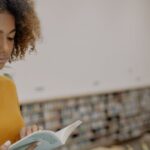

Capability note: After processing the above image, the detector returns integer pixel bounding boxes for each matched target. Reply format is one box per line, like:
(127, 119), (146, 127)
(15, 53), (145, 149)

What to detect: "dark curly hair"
(0, 0), (41, 61)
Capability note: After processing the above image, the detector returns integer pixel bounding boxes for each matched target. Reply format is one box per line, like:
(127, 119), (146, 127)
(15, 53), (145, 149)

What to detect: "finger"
(1, 141), (11, 150)
(26, 126), (32, 136)
(0, 145), (8, 150)
(20, 127), (26, 138)
(32, 125), (43, 132)
(32, 125), (38, 132)
(39, 125), (43, 131)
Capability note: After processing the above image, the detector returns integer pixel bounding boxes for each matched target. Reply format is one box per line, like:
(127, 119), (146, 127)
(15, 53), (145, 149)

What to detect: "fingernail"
(4, 140), (11, 146)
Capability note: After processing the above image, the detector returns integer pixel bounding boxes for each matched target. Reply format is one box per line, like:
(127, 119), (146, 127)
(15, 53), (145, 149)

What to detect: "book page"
(9, 120), (82, 150)
(9, 131), (62, 150)
(56, 120), (82, 144)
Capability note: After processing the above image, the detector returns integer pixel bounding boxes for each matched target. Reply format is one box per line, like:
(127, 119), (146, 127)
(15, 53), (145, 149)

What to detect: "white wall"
(7, 0), (150, 103)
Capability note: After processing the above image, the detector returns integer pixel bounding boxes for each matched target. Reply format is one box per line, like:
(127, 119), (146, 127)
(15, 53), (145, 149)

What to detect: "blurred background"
(3, 0), (150, 149)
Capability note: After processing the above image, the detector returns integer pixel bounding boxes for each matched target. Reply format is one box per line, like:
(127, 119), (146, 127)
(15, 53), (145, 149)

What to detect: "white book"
(9, 120), (82, 150)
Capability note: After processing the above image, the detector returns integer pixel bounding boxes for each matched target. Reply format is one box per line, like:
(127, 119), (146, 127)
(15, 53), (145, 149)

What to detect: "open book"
(9, 120), (82, 150)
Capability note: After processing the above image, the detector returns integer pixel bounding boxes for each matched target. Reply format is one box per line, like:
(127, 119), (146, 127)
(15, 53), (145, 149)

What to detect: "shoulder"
(0, 76), (19, 105)
(0, 75), (16, 88)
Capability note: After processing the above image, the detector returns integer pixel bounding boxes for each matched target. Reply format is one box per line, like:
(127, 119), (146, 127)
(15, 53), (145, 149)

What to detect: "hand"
(20, 125), (43, 150)
(0, 141), (11, 150)
(20, 125), (43, 138)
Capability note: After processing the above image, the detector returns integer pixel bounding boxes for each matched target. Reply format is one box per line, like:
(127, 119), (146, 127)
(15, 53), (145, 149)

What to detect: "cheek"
(5, 43), (14, 60)
(8, 41), (14, 53)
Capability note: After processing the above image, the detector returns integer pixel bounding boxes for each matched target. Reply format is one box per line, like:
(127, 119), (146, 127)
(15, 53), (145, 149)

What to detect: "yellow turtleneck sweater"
(0, 75), (25, 145)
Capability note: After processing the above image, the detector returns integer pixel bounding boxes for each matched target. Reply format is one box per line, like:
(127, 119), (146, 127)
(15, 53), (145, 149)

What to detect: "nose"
(0, 36), (9, 53)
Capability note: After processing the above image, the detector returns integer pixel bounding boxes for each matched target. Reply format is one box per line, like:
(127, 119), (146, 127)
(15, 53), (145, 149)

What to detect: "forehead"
(0, 12), (15, 33)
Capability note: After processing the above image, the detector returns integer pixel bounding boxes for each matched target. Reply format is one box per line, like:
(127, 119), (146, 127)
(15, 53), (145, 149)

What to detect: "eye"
(7, 37), (15, 41)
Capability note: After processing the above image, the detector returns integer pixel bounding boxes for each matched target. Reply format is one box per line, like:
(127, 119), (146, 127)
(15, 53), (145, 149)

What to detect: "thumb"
(1, 141), (11, 149)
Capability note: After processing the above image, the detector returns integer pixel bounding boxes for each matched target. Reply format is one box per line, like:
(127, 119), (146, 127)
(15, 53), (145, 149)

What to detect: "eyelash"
(8, 37), (15, 41)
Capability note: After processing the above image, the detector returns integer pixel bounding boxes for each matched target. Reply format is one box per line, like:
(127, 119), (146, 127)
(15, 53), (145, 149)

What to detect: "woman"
(0, 0), (41, 149)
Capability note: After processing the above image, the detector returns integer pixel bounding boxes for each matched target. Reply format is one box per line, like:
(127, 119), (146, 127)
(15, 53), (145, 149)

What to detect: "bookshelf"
(20, 87), (150, 150)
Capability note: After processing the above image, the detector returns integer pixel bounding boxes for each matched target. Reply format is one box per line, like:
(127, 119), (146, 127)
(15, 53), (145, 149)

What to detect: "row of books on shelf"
(21, 87), (150, 150)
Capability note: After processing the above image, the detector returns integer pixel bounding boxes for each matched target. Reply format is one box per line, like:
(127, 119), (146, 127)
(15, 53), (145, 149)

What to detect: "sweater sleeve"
(0, 76), (25, 145)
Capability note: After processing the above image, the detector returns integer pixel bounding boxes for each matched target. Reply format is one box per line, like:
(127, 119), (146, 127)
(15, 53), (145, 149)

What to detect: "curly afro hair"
(0, 0), (41, 61)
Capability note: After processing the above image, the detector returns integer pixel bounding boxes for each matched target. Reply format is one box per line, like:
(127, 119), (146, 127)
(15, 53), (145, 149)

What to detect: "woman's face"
(0, 11), (15, 69)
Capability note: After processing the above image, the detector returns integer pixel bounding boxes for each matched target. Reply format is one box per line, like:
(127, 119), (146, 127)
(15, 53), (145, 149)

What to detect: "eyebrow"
(9, 29), (16, 34)
(0, 29), (16, 34)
